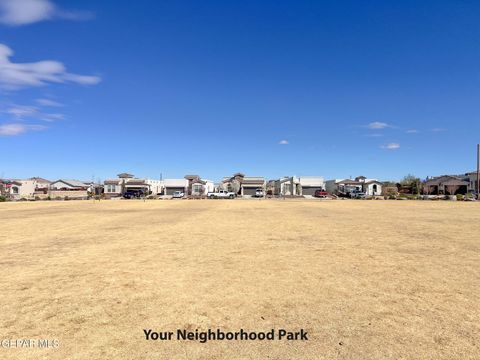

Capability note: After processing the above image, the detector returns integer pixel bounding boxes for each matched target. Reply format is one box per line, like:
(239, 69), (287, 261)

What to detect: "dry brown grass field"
(0, 199), (479, 359)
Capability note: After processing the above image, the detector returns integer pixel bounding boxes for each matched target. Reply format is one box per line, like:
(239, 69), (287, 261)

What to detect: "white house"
(325, 176), (383, 196)
(162, 178), (188, 195)
(274, 176), (325, 197)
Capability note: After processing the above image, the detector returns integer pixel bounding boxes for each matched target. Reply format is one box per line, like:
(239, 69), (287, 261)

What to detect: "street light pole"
(476, 144), (479, 199)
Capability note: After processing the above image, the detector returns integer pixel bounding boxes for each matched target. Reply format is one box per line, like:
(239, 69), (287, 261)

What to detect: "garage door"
(242, 187), (257, 196)
(302, 187), (322, 196)
(166, 187), (185, 195)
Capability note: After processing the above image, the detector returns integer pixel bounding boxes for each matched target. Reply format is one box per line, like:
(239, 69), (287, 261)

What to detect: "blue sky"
(0, 0), (479, 182)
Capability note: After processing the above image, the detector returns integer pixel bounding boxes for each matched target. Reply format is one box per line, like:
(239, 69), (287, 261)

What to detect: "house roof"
(52, 179), (89, 188)
(337, 179), (362, 185)
(29, 177), (51, 183)
(424, 175), (469, 186)
(364, 180), (383, 185)
(104, 179), (121, 185)
(117, 172), (134, 178)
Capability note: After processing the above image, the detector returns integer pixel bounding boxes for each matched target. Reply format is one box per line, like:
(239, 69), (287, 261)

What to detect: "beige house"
(222, 173), (266, 197)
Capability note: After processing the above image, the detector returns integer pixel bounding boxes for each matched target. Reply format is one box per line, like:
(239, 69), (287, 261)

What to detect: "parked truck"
(207, 190), (236, 199)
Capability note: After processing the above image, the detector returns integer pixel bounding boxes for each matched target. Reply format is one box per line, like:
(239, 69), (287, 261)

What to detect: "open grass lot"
(0, 200), (479, 359)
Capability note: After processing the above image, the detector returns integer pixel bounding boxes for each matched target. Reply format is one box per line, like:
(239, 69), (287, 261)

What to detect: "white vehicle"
(254, 188), (265, 197)
(172, 191), (185, 198)
(207, 190), (236, 199)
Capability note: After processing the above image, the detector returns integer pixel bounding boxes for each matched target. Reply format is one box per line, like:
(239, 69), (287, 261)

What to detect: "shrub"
(456, 194), (464, 201)
(0, 195), (6, 202)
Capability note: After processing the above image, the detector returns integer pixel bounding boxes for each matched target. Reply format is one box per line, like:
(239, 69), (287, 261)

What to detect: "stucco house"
(222, 173), (266, 197)
(273, 176), (325, 197)
(423, 175), (469, 195)
(326, 176), (383, 196)
(162, 178), (188, 195)
(104, 173), (163, 198)
(184, 175), (214, 196)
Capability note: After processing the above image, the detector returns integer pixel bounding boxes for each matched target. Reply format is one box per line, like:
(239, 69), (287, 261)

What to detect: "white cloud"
(41, 113), (64, 122)
(5, 104), (37, 118)
(278, 140), (289, 145)
(0, 123), (45, 135)
(36, 98), (63, 107)
(367, 121), (390, 129)
(0, 0), (93, 26)
(431, 128), (446, 132)
(366, 133), (383, 137)
(406, 129), (419, 134)
(381, 143), (400, 150)
(0, 43), (101, 89)
(2, 103), (64, 121)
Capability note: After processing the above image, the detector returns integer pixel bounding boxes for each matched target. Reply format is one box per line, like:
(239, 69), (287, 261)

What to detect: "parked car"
(350, 190), (365, 199)
(314, 190), (329, 198)
(207, 190), (236, 199)
(254, 188), (265, 197)
(172, 191), (185, 198)
(123, 189), (145, 199)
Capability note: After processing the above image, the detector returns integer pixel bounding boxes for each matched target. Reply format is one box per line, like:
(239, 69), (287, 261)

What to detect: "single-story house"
(0, 179), (23, 199)
(104, 173), (163, 197)
(222, 173), (266, 197)
(184, 175), (214, 196)
(423, 175), (469, 195)
(326, 176), (383, 196)
(273, 176), (325, 197)
(297, 176), (325, 197)
(162, 178), (188, 195)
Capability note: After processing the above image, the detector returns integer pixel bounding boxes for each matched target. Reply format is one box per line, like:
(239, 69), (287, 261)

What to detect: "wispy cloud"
(431, 128), (446, 132)
(0, 43), (101, 90)
(406, 129), (419, 134)
(4, 104), (37, 118)
(41, 113), (64, 122)
(366, 133), (383, 137)
(367, 121), (390, 129)
(2, 103), (64, 122)
(36, 98), (63, 107)
(278, 140), (289, 145)
(0, 123), (46, 136)
(381, 143), (400, 150)
(0, 0), (93, 26)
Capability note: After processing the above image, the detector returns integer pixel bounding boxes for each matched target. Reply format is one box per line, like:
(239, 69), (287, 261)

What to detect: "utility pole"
(477, 144), (479, 200)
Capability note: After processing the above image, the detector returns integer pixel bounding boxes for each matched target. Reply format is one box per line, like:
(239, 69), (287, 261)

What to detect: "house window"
(192, 184), (203, 194)
(106, 184), (116, 193)
(12, 186), (19, 194)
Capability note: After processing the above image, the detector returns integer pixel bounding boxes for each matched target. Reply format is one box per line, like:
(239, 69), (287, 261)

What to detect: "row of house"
(2, 171), (479, 200)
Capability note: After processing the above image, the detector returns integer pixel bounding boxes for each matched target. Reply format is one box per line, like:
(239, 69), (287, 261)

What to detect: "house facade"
(423, 175), (469, 195)
(326, 176), (383, 196)
(103, 173), (163, 198)
(464, 171), (480, 194)
(222, 173), (266, 197)
(162, 179), (188, 195)
(184, 175), (214, 196)
(273, 176), (325, 197)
